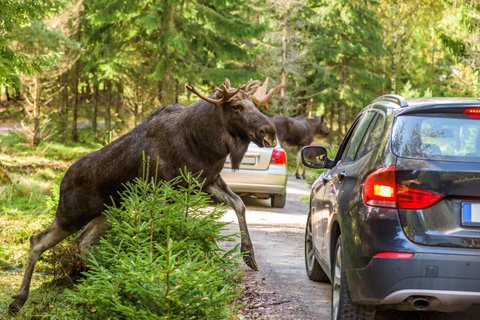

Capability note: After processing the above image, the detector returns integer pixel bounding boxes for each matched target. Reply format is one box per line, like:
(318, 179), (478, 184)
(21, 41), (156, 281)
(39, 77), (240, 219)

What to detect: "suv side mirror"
(301, 146), (330, 169)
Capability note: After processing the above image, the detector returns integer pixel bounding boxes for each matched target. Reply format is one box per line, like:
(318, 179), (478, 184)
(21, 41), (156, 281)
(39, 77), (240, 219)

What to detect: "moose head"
(312, 115), (330, 136)
(186, 78), (283, 168)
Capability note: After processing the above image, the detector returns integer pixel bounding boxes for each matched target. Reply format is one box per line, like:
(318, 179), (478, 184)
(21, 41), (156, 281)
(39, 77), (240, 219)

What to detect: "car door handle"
(338, 171), (346, 181)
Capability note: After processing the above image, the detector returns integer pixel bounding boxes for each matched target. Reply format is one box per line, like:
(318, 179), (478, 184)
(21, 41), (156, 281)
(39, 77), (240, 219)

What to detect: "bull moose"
(9, 78), (283, 314)
(272, 115), (330, 179)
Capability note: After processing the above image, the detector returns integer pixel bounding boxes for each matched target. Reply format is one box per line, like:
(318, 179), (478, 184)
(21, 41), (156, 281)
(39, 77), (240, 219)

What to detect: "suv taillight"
(362, 166), (444, 209)
(271, 148), (287, 165)
(464, 107), (480, 119)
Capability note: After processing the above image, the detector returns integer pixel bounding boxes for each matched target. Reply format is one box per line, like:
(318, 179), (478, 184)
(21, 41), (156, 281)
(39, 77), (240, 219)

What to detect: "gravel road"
(0, 123), (23, 136)
(222, 175), (331, 319)
(222, 175), (479, 320)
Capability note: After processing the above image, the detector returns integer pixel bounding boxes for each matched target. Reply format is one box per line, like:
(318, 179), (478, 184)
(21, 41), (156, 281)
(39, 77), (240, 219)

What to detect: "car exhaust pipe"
(409, 297), (430, 311)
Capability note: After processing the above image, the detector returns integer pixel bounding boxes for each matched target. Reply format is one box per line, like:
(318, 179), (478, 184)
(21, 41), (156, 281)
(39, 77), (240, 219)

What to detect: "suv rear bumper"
(347, 252), (480, 311)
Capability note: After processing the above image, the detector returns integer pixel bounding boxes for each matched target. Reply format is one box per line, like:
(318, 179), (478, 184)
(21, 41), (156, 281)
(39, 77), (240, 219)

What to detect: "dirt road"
(222, 175), (331, 319)
(222, 175), (479, 320)
(0, 123), (22, 136)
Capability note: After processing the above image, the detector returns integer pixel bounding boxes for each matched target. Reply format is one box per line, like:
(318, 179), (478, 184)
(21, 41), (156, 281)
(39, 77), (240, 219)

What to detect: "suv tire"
(271, 192), (286, 208)
(332, 238), (376, 320)
(305, 215), (329, 282)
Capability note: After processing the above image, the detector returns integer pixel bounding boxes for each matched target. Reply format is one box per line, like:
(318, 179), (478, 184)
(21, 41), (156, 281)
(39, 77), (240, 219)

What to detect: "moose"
(272, 115), (330, 179)
(9, 78), (283, 314)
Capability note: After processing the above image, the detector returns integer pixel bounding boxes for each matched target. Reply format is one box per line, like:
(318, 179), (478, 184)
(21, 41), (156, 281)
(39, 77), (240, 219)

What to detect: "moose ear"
(222, 78), (231, 89)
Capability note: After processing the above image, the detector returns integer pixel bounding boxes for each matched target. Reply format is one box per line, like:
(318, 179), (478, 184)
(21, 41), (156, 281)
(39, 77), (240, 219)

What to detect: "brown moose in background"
(9, 78), (283, 314)
(273, 115), (330, 179)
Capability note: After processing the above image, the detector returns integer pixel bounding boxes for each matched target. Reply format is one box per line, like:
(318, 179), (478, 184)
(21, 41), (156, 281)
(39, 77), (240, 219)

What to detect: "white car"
(221, 140), (288, 208)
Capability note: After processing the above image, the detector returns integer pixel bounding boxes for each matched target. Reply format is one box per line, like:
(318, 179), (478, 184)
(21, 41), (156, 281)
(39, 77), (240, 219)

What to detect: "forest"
(1, 0), (479, 147)
(1, 0), (480, 318)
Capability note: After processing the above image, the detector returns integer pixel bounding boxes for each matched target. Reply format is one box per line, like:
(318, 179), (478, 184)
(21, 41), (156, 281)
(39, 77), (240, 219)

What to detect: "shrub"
(54, 172), (241, 319)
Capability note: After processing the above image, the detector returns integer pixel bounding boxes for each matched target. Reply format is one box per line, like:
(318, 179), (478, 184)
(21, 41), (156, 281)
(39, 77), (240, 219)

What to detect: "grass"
(0, 131), (102, 318)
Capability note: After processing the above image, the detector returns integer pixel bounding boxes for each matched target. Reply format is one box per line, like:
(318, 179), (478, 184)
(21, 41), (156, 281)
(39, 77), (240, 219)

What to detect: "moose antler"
(239, 80), (262, 95)
(186, 78), (240, 107)
(248, 78), (284, 110)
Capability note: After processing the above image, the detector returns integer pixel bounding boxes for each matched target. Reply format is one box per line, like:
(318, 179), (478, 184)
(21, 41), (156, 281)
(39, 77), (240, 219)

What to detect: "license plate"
(462, 202), (480, 227)
(225, 155), (257, 165)
(241, 156), (257, 165)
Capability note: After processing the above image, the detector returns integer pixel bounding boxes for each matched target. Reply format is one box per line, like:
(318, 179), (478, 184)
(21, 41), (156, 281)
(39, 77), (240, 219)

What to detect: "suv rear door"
(392, 108), (480, 249)
(318, 109), (387, 267)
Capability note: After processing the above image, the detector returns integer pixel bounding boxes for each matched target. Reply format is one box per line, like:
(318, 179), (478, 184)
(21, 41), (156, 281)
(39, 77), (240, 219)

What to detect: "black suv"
(302, 95), (480, 320)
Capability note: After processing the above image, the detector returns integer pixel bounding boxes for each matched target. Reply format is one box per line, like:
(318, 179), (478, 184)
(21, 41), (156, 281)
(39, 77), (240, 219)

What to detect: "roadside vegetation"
(0, 131), (99, 316)
(0, 134), (241, 318)
(2, 0), (480, 318)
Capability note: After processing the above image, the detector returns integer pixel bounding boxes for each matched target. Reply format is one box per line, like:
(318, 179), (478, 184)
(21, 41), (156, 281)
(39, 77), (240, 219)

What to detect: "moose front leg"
(206, 176), (258, 271)
(295, 147), (305, 179)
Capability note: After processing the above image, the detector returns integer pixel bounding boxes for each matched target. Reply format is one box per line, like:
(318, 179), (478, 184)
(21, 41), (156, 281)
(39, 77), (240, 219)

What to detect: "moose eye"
(232, 104), (242, 112)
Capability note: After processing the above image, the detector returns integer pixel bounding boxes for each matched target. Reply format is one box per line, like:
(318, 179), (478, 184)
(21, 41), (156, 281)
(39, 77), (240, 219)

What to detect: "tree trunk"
(390, 1), (399, 93)
(59, 73), (69, 143)
(295, 89), (308, 116)
(157, 81), (163, 106)
(327, 103), (334, 145)
(105, 81), (111, 131)
(92, 80), (98, 132)
(116, 82), (123, 116)
(133, 103), (142, 126)
(32, 77), (42, 147)
(71, 66), (79, 142)
(280, 0), (291, 114)
(175, 78), (179, 104)
(338, 103), (346, 145)
(158, 2), (175, 105)
(5, 86), (11, 101)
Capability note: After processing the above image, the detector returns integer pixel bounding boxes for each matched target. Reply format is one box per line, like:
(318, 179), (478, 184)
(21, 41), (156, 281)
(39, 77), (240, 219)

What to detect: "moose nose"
(259, 125), (277, 148)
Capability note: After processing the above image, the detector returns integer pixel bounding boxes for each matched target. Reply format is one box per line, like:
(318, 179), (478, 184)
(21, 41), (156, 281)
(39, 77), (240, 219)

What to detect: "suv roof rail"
(374, 94), (409, 107)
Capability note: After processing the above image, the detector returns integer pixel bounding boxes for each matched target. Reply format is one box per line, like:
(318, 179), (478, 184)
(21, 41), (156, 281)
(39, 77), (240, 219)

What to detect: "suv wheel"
(305, 215), (329, 282)
(271, 192), (286, 208)
(332, 238), (376, 320)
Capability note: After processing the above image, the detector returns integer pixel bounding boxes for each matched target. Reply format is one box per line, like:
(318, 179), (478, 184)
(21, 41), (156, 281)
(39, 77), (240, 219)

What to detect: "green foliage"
(0, 0), (67, 85)
(83, 0), (265, 107)
(0, 133), (100, 273)
(53, 173), (240, 319)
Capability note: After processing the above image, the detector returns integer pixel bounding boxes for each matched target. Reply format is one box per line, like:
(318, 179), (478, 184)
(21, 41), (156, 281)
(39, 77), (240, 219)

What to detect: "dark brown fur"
(272, 115), (330, 179)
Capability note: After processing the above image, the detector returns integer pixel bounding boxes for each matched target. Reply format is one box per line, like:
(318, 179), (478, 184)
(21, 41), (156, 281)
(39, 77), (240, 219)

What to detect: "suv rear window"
(392, 114), (480, 162)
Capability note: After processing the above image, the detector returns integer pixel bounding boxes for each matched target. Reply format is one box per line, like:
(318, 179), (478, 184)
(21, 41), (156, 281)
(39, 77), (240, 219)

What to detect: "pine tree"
(308, 0), (385, 141)
(0, 0), (65, 86)
(83, 0), (266, 111)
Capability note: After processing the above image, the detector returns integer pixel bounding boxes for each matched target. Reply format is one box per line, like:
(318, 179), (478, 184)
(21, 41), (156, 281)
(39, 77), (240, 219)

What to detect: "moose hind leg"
(207, 176), (258, 271)
(9, 219), (72, 315)
(76, 215), (108, 253)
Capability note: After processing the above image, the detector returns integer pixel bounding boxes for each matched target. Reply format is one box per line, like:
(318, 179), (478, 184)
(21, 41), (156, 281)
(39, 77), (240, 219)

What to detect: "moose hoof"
(9, 293), (27, 315)
(295, 174), (301, 179)
(243, 255), (259, 271)
(8, 301), (22, 315)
